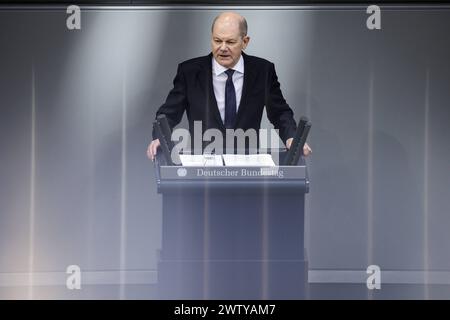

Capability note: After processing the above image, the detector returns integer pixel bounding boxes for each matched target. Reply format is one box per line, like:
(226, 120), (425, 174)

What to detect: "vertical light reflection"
(86, 67), (95, 300)
(306, 62), (312, 119)
(304, 62), (312, 268)
(367, 63), (374, 300)
(28, 63), (36, 299)
(203, 188), (210, 299)
(423, 68), (430, 299)
(261, 182), (269, 299)
(119, 64), (128, 300)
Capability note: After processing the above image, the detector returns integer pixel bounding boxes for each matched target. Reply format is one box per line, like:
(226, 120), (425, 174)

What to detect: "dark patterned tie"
(224, 69), (236, 129)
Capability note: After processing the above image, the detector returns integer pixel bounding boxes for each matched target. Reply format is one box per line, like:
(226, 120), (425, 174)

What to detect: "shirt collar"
(212, 54), (244, 76)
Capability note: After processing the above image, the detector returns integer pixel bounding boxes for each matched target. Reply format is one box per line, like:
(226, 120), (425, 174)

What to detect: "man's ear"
(242, 36), (250, 50)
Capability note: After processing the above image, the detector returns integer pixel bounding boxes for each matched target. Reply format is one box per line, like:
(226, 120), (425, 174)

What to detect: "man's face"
(211, 21), (249, 69)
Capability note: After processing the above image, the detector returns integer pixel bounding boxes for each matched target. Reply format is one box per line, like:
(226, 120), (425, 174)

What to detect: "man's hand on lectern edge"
(286, 138), (312, 157)
(147, 139), (160, 161)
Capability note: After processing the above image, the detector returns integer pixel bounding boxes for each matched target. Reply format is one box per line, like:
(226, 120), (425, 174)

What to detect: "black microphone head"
(283, 117), (312, 166)
(299, 116), (309, 124)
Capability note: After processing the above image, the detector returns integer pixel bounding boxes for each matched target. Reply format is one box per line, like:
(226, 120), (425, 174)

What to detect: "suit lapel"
(234, 52), (257, 129)
(198, 53), (226, 131)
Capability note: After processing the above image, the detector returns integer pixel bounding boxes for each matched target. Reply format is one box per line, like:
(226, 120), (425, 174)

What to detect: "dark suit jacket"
(153, 52), (297, 148)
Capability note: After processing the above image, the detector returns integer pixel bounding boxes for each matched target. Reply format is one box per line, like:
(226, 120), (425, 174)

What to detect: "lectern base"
(154, 155), (310, 300)
(158, 256), (308, 299)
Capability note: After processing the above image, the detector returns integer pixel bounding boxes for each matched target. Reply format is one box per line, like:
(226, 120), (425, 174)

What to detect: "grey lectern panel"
(154, 152), (309, 299)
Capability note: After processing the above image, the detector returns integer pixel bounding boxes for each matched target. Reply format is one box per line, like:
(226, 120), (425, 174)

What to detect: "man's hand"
(286, 138), (312, 157)
(147, 139), (160, 160)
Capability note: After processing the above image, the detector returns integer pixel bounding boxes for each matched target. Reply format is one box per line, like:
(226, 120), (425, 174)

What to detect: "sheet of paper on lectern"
(222, 154), (276, 167)
(179, 154), (224, 166)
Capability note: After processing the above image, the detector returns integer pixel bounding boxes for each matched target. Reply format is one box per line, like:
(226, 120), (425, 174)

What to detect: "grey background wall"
(0, 6), (449, 287)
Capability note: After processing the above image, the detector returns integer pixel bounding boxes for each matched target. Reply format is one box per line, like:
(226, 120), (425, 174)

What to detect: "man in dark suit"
(147, 11), (311, 160)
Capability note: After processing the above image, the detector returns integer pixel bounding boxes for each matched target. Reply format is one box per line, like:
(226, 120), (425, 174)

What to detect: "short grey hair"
(211, 15), (248, 38)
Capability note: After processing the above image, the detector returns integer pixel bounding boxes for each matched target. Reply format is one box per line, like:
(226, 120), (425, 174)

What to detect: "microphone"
(156, 115), (174, 152)
(290, 121), (311, 166)
(283, 116), (309, 166)
(153, 115), (176, 165)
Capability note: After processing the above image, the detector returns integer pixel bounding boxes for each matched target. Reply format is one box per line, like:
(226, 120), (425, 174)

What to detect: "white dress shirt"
(212, 55), (244, 123)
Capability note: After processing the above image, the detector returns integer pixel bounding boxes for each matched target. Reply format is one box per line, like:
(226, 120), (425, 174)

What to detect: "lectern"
(154, 151), (309, 299)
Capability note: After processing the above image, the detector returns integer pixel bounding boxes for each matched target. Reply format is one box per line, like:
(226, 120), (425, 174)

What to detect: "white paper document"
(179, 154), (224, 167)
(222, 154), (276, 167)
(179, 154), (276, 167)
